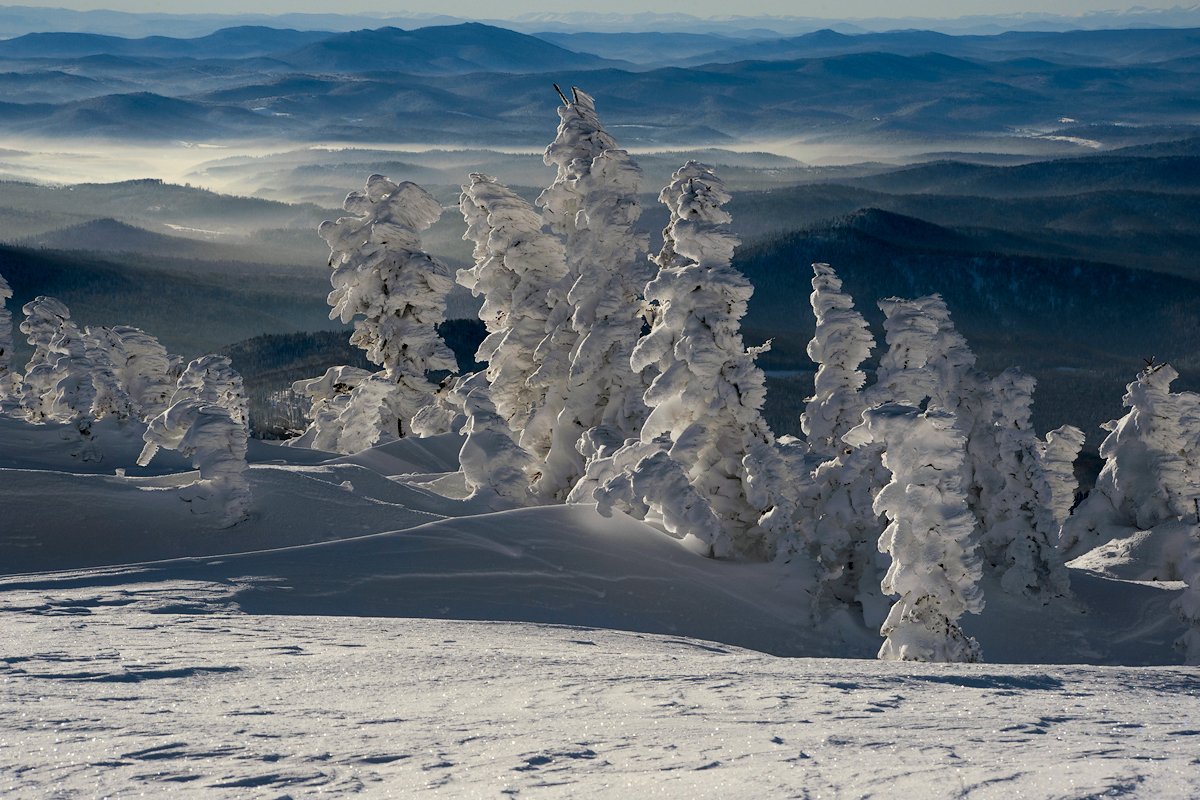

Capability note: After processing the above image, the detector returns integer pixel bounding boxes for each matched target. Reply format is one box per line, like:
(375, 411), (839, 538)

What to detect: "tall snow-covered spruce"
(298, 174), (458, 453)
(534, 88), (651, 501)
(846, 404), (985, 662)
(457, 173), (568, 458)
(576, 162), (795, 560)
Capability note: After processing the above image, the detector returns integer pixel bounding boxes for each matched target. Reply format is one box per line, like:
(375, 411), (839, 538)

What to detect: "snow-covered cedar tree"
(845, 403), (985, 663)
(533, 88), (652, 501)
(304, 174), (457, 451)
(454, 372), (536, 503)
(801, 263), (874, 458)
(1038, 424), (1085, 530)
(85, 325), (178, 421)
(289, 365), (374, 452)
(581, 162), (788, 560)
(138, 355), (250, 526)
(457, 173), (569, 458)
(0, 272), (15, 406)
(1061, 364), (1200, 559)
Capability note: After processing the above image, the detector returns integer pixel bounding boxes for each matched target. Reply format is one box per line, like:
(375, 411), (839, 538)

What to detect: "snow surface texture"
(2, 605), (1199, 797)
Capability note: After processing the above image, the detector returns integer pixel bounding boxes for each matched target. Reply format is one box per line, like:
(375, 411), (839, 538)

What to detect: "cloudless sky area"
(1, 1), (1180, 18)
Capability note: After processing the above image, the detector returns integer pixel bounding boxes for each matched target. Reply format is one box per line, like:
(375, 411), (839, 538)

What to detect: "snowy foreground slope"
(3, 612), (1199, 798)
(2, 416), (1198, 796)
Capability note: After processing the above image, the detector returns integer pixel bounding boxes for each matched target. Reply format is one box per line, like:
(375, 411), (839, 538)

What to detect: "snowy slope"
(2, 608), (1198, 798)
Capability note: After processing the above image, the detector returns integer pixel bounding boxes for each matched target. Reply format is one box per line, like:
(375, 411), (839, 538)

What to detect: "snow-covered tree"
(971, 368), (1070, 601)
(19, 296), (73, 420)
(0, 273), (15, 406)
(1038, 424), (1085, 530)
(801, 263), (874, 458)
(1061, 364), (1200, 559)
(303, 174), (458, 451)
(85, 325), (177, 421)
(82, 327), (136, 422)
(457, 173), (568, 456)
(602, 162), (780, 558)
(289, 365), (374, 452)
(534, 88), (651, 501)
(139, 355), (250, 526)
(1176, 530), (1200, 664)
(845, 403), (984, 663)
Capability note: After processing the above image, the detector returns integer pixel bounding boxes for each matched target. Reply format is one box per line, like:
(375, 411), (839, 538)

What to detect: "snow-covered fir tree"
(301, 174), (458, 451)
(534, 88), (651, 501)
(1061, 364), (1200, 559)
(290, 365), (374, 452)
(1175, 528), (1200, 664)
(457, 173), (568, 457)
(139, 355), (250, 526)
(846, 403), (985, 662)
(81, 327), (136, 422)
(801, 262), (874, 458)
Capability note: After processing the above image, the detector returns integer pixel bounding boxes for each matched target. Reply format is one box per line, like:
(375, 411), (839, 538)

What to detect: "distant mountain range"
(1, 22), (1198, 147)
(3, 6), (1200, 39)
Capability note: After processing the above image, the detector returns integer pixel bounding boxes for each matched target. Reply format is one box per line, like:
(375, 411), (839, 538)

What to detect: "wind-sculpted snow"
(0, 608), (1198, 798)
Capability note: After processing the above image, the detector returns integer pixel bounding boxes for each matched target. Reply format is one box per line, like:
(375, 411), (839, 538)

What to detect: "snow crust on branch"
(138, 354), (250, 527)
(534, 88), (651, 501)
(303, 174), (458, 451)
(846, 403), (984, 662)
(458, 173), (568, 457)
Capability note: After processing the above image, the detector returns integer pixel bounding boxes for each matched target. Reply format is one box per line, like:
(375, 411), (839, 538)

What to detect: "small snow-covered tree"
(454, 372), (536, 503)
(290, 365), (374, 452)
(19, 296), (73, 420)
(802, 262), (874, 457)
(1038, 424), (1085, 530)
(86, 325), (178, 421)
(0, 273), (15, 405)
(139, 355), (250, 526)
(1061, 364), (1200, 558)
(534, 88), (651, 501)
(1175, 529), (1200, 664)
(302, 174), (457, 451)
(845, 403), (985, 663)
(457, 173), (568, 456)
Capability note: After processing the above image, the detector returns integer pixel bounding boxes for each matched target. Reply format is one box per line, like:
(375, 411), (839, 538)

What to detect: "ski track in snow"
(2, 604), (1198, 798)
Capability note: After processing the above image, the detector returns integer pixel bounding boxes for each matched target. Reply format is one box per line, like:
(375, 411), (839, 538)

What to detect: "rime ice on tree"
(534, 88), (651, 501)
(300, 174), (457, 452)
(846, 403), (984, 663)
(1038, 425), (1085, 532)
